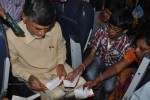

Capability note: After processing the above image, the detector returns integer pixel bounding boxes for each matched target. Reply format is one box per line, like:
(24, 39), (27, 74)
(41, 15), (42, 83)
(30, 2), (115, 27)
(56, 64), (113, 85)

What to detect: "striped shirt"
(92, 27), (130, 67)
(0, 0), (25, 22)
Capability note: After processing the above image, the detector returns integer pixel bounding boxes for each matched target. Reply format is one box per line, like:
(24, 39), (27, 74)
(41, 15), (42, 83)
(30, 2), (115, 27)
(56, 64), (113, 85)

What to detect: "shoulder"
(6, 28), (16, 40)
(6, 21), (24, 39)
(49, 22), (61, 32)
(124, 48), (136, 63)
(95, 27), (107, 37)
(51, 21), (60, 28)
(121, 34), (129, 41)
(119, 34), (130, 46)
(47, 21), (62, 36)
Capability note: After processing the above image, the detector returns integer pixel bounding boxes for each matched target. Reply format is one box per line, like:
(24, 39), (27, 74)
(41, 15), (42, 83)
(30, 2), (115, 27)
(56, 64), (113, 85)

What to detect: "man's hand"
(83, 78), (103, 90)
(65, 65), (84, 82)
(28, 75), (47, 91)
(0, 5), (6, 19)
(83, 80), (98, 89)
(56, 64), (67, 79)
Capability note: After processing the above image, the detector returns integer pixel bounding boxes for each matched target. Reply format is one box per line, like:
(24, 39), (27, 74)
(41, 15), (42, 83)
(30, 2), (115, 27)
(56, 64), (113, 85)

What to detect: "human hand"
(65, 66), (84, 82)
(0, 5), (6, 19)
(56, 64), (67, 79)
(83, 78), (103, 90)
(83, 80), (98, 90)
(28, 75), (47, 91)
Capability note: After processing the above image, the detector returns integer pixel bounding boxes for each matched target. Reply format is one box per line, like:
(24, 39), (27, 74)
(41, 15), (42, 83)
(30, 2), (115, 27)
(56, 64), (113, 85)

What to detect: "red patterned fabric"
(91, 27), (130, 67)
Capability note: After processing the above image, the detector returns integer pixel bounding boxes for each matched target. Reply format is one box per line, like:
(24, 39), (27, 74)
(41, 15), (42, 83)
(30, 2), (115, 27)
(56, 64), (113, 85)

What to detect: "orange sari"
(109, 48), (140, 100)
(124, 48), (140, 64)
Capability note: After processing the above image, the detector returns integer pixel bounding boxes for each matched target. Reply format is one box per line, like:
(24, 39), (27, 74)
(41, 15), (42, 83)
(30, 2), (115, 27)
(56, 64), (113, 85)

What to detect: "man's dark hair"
(104, 0), (126, 13)
(23, 0), (56, 26)
(109, 7), (133, 30)
(135, 22), (150, 46)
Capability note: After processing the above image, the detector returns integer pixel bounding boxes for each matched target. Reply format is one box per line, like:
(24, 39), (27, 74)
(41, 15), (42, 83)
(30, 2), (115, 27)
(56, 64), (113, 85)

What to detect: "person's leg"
(94, 86), (105, 100)
(84, 57), (106, 81)
(103, 75), (117, 100)
(94, 76), (117, 100)
(54, 63), (86, 100)
(83, 57), (106, 99)
(40, 63), (86, 100)
(11, 76), (41, 100)
(64, 76), (86, 100)
(41, 86), (65, 100)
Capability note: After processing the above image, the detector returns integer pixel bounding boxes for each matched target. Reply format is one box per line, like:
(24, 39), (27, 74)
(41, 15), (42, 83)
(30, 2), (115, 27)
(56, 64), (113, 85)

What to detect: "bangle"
(99, 73), (104, 82)
(80, 64), (85, 71)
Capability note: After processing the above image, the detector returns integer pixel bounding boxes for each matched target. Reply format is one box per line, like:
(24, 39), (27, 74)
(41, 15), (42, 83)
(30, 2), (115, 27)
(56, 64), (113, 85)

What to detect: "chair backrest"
(123, 54), (150, 100)
(55, 0), (94, 65)
(0, 21), (10, 99)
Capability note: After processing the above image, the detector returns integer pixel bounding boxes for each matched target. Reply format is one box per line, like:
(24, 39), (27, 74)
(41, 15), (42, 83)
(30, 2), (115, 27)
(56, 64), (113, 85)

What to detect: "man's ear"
(123, 29), (128, 34)
(22, 13), (28, 23)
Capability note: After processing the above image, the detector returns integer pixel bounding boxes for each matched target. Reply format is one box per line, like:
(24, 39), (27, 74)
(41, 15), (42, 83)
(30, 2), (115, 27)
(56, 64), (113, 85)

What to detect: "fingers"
(56, 66), (67, 79)
(66, 68), (82, 82)
(65, 72), (78, 82)
(83, 81), (92, 89)
(31, 83), (46, 91)
(43, 87), (48, 90)
(57, 69), (66, 79)
(68, 73), (74, 82)
(83, 80), (97, 90)
(62, 71), (67, 77)
(29, 75), (47, 91)
(56, 68), (62, 79)
(56, 69), (61, 79)
(31, 82), (45, 91)
(0, 6), (6, 19)
(65, 72), (71, 80)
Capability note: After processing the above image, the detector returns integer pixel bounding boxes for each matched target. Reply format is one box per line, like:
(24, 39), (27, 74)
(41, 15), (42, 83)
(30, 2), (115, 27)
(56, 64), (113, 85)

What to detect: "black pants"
(6, 72), (41, 100)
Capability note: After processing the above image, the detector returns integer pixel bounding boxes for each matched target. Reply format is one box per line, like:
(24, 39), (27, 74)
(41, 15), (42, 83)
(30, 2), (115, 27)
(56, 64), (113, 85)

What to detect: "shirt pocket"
(110, 49), (121, 58)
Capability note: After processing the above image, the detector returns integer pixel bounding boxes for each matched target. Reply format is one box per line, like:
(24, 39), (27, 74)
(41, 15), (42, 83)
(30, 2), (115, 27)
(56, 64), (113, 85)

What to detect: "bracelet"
(99, 73), (104, 82)
(80, 64), (86, 71)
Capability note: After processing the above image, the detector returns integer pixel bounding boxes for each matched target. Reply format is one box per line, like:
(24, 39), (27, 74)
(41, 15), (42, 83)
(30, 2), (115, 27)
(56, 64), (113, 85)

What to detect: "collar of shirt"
(111, 33), (127, 46)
